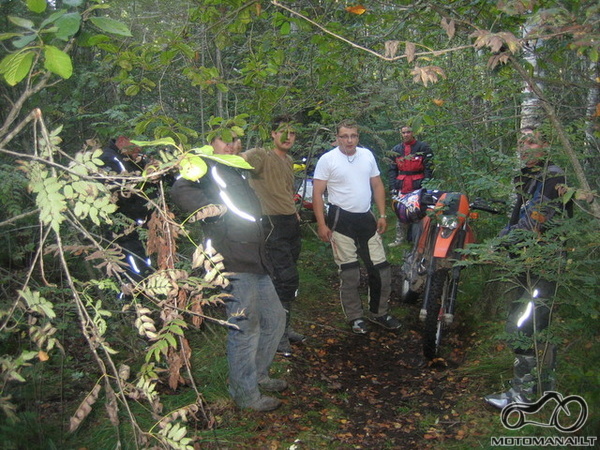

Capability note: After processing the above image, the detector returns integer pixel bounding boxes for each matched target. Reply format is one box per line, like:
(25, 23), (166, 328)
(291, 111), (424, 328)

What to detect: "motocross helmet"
(392, 189), (426, 223)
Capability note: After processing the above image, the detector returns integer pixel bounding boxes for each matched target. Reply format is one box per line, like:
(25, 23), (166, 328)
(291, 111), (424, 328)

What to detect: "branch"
(270, 0), (474, 61)
(0, 210), (40, 228)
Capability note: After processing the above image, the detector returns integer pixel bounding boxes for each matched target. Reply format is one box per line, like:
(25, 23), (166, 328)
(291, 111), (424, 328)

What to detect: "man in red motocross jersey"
(387, 126), (434, 247)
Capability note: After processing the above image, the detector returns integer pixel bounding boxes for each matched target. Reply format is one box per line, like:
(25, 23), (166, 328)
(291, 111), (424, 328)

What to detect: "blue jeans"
(226, 273), (285, 407)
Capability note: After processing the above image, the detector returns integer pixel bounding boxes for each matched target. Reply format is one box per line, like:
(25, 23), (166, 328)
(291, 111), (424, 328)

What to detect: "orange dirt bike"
(392, 189), (501, 359)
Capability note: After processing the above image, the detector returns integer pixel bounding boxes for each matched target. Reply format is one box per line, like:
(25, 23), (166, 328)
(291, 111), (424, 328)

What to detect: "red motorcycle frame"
(395, 190), (499, 359)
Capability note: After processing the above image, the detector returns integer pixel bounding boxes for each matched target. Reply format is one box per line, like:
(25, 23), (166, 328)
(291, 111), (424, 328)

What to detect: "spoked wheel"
(422, 269), (450, 359)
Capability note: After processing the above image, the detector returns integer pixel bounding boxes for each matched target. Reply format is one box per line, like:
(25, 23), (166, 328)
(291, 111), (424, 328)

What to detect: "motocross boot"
(284, 300), (306, 343)
(276, 301), (305, 357)
(484, 354), (537, 409)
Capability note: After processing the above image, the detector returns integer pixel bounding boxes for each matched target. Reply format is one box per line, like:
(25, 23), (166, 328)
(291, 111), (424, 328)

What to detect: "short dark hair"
(336, 119), (359, 134)
(272, 115), (294, 131)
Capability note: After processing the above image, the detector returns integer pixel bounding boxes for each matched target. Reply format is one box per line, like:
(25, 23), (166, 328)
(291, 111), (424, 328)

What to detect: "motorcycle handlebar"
(410, 190), (505, 214)
(470, 198), (504, 214)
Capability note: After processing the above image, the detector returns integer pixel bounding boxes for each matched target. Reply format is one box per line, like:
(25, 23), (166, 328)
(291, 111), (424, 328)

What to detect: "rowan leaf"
(405, 42), (416, 63)
(440, 17), (455, 39)
(68, 384), (101, 433)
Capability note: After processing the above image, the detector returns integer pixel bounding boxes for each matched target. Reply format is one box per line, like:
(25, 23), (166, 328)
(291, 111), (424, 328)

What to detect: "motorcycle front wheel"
(422, 268), (450, 359)
(400, 276), (420, 304)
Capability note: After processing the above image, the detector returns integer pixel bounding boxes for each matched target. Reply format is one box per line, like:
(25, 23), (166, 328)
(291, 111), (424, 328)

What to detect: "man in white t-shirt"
(312, 120), (401, 334)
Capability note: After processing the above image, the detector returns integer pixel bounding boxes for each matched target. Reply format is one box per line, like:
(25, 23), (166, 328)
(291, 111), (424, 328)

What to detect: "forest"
(0, 0), (598, 448)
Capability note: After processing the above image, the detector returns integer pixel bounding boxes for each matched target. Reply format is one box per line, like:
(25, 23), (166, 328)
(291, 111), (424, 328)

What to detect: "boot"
(282, 300), (305, 343)
(276, 301), (299, 357)
(288, 328), (306, 343)
(485, 354), (537, 409)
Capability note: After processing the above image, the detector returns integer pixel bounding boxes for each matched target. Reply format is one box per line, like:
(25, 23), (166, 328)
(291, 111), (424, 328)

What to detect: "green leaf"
(86, 34), (111, 46)
(89, 206), (99, 225)
(43, 45), (73, 79)
(191, 145), (214, 155)
(8, 16), (35, 30)
(0, 51), (35, 86)
(204, 154), (254, 170)
(18, 287), (56, 319)
(0, 33), (23, 41)
(27, 0), (47, 13)
(21, 351), (39, 362)
(89, 17), (132, 37)
(12, 33), (37, 49)
(280, 22), (291, 35)
(179, 155), (208, 181)
(125, 84), (139, 96)
(40, 9), (67, 28)
(168, 324), (185, 336)
(164, 333), (177, 348)
(63, 184), (74, 199)
(54, 13), (82, 40)
(131, 137), (177, 148)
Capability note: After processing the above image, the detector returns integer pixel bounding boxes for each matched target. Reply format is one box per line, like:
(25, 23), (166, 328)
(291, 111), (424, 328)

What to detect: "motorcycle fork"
(419, 223), (440, 321)
(420, 225), (467, 322)
(444, 226), (471, 325)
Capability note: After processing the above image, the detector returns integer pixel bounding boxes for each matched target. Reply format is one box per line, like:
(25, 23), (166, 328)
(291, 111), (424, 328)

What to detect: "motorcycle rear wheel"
(423, 269), (450, 359)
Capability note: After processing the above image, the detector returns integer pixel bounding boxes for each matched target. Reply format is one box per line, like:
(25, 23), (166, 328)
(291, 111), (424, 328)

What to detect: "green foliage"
(0, 164), (31, 218)
(0, 6), (86, 84)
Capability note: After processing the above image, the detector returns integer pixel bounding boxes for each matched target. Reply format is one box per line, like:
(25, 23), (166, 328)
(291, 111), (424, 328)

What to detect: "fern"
(0, 164), (32, 219)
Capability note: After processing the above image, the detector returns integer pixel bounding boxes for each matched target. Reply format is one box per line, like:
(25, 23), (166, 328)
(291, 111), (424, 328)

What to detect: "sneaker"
(246, 395), (282, 412)
(369, 314), (401, 330)
(388, 240), (403, 248)
(258, 377), (288, 392)
(484, 388), (530, 410)
(277, 339), (292, 357)
(351, 319), (368, 334)
(288, 329), (306, 343)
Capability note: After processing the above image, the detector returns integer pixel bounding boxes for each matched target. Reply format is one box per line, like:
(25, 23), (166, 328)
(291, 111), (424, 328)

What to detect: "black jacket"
(170, 162), (270, 274)
(99, 141), (152, 223)
(505, 161), (570, 234)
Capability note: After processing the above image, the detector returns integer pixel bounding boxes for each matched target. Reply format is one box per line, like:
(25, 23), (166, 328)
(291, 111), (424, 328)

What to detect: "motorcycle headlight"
(440, 215), (459, 229)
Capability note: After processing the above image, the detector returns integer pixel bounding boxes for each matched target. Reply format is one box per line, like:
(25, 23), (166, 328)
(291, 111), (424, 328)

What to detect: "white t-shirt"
(313, 146), (380, 213)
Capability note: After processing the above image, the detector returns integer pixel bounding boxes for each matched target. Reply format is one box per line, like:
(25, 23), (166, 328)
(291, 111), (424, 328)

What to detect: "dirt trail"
(242, 295), (484, 449)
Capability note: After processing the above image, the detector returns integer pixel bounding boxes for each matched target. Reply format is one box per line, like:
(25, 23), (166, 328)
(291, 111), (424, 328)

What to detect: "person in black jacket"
(99, 137), (153, 287)
(170, 135), (287, 412)
(485, 128), (571, 409)
(387, 126), (433, 247)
